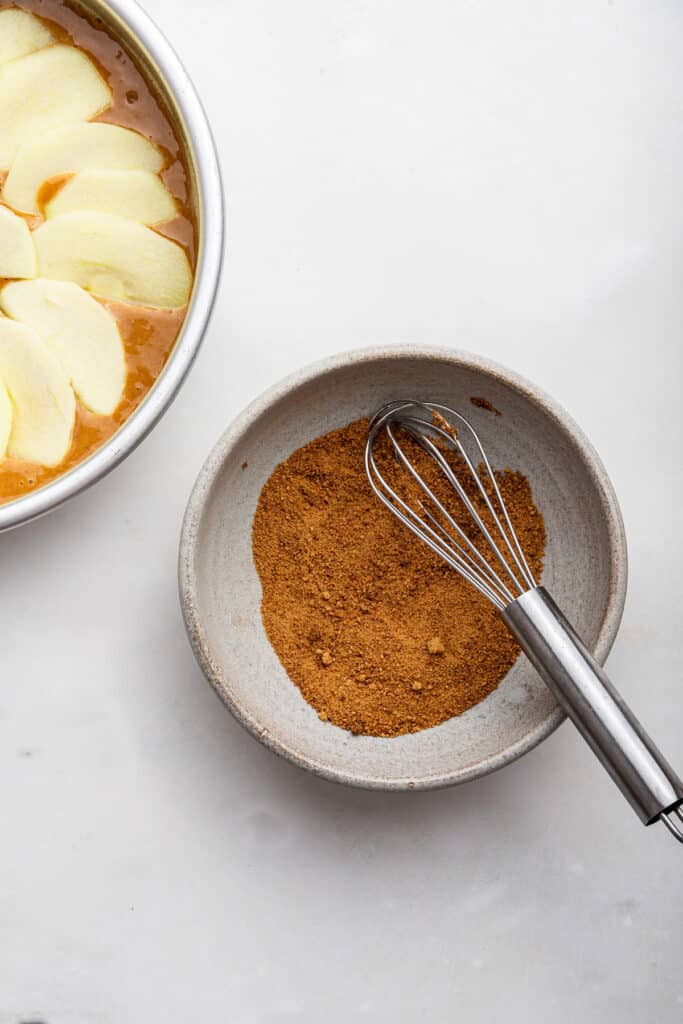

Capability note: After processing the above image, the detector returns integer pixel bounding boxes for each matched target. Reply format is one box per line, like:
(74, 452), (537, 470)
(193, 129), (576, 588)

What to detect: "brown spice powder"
(252, 419), (546, 737)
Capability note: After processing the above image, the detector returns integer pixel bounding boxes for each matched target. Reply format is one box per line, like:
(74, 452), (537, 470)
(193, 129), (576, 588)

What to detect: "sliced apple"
(0, 45), (112, 171)
(34, 212), (192, 308)
(0, 205), (36, 279)
(0, 318), (75, 466)
(0, 375), (11, 459)
(1, 279), (126, 416)
(0, 9), (53, 66)
(45, 169), (177, 225)
(4, 122), (164, 215)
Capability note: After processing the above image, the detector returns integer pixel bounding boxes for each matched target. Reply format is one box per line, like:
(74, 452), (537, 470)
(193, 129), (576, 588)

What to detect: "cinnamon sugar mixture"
(252, 419), (546, 737)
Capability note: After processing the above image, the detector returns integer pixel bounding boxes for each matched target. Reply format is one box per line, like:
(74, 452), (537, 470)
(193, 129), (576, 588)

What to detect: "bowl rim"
(0, 0), (224, 532)
(179, 344), (629, 790)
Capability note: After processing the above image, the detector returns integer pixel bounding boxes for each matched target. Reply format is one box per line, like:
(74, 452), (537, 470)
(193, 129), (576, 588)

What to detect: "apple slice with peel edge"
(0, 205), (37, 279)
(0, 318), (75, 466)
(0, 376), (11, 460)
(0, 9), (53, 66)
(0, 45), (112, 171)
(4, 122), (164, 215)
(1, 280), (126, 416)
(33, 212), (192, 308)
(46, 169), (177, 226)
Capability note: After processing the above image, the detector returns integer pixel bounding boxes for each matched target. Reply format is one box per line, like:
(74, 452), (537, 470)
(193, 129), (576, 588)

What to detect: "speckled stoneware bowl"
(179, 346), (628, 790)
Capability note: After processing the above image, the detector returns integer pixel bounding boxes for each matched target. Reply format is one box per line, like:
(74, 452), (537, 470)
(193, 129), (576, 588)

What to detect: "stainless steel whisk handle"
(503, 587), (683, 836)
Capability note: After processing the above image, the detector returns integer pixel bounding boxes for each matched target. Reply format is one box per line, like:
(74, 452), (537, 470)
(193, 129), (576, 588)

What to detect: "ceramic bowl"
(179, 346), (628, 789)
(0, 0), (223, 532)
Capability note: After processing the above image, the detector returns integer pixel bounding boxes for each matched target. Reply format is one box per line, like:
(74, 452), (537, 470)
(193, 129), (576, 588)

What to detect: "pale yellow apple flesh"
(0, 45), (112, 171)
(0, 205), (37, 279)
(4, 122), (164, 214)
(0, 318), (75, 466)
(0, 9), (53, 66)
(46, 169), (177, 225)
(33, 212), (192, 308)
(1, 279), (126, 416)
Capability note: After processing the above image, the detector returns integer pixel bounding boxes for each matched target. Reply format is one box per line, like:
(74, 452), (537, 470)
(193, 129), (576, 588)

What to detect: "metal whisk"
(365, 400), (683, 844)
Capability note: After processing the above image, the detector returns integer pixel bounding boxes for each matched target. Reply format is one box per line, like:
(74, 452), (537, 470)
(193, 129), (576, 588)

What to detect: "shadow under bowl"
(179, 346), (627, 789)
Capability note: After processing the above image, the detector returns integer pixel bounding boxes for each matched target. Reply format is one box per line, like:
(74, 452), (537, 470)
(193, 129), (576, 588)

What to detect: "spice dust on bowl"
(180, 348), (627, 790)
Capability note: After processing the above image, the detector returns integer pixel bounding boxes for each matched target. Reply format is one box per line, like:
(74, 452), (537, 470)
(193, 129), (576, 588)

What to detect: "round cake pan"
(0, 0), (223, 532)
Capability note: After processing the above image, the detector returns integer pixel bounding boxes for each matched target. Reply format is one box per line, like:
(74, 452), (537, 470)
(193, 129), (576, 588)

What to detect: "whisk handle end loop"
(503, 587), (683, 838)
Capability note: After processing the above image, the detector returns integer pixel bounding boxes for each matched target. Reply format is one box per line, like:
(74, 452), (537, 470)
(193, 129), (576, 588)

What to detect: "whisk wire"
(385, 422), (516, 605)
(366, 400), (536, 608)
(418, 506), (512, 606)
(363, 440), (506, 607)
(446, 419), (538, 592)
(404, 426), (525, 600)
(420, 406), (537, 591)
(661, 806), (683, 844)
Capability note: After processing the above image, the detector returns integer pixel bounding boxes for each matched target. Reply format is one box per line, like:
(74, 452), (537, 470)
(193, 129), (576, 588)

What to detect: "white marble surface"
(1, 1), (682, 1020)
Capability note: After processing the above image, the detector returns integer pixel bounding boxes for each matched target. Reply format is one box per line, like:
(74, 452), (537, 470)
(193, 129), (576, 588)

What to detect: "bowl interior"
(182, 350), (626, 788)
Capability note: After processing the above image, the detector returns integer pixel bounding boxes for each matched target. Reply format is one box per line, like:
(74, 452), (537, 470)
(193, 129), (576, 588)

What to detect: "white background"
(1, 1), (682, 1020)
